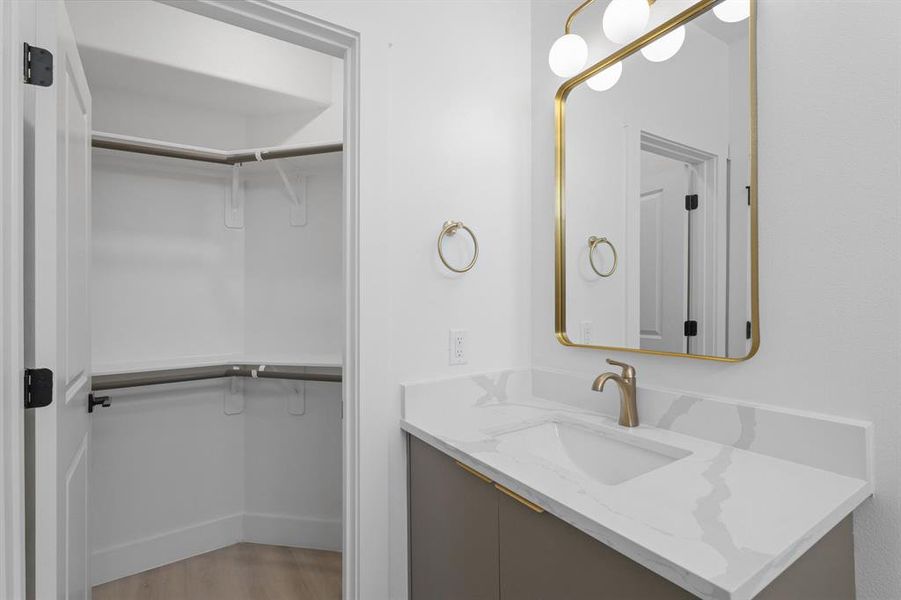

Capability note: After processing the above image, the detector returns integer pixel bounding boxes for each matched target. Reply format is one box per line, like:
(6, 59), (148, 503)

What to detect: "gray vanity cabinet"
(497, 491), (694, 599)
(409, 436), (856, 600)
(409, 437), (499, 600)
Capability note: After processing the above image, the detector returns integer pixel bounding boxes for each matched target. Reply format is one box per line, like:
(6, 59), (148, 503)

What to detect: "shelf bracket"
(226, 164), (245, 229)
(223, 377), (245, 415)
(266, 153), (307, 227)
(286, 381), (306, 416)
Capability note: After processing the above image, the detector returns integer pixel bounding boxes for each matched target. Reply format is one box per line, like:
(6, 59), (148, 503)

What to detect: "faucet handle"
(606, 359), (636, 380)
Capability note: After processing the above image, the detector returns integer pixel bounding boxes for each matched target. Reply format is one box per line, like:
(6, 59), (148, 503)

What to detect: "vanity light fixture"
(551, 0), (692, 92)
(713, 0), (750, 23)
(547, 0), (596, 77)
(602, 0), (652, 44)
(586, 61), (622, 91)
(640, 24), (685, 62)
(548, 33), (589, 77)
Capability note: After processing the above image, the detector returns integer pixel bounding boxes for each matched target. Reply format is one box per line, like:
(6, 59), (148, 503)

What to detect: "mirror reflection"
(561, 5), (753, 358)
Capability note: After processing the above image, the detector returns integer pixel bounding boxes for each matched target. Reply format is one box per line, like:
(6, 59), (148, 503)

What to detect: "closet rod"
(91, 364), (342, 392)
(92, 134), (343, 166)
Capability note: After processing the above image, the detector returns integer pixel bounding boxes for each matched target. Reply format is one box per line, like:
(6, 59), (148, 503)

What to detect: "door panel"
(639, 158), (688, 354)
(63, 57), (90, 396)
(31, 2), (93, 597)
(65, 437), (89, 600)
(638, 190), (662, 339)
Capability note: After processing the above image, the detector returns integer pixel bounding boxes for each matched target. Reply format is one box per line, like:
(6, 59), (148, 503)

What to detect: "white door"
(638, 153), (688, 354)
(31, 1), (93, 597)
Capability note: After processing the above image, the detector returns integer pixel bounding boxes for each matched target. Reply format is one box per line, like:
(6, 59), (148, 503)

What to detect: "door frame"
(154, 3), (362, 596)
(1, 0), (27, 597)
(626, 129), (725, 356)
(2, 1), (362, 598)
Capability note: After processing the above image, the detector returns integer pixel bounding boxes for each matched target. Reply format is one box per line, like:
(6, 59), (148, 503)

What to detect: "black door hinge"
(684, 320), (698, 337)
(24, 43), (53, 87)
(685, 194), (699, 211)
(746, 185), (751, 206)
(24, 368), (53, 409)
(746, 321), (752, 340)
(88, 393), (111, 413)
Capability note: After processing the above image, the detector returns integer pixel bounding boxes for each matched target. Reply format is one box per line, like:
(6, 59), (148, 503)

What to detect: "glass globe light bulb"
(548, 33), (588, 77)
(640, 26), (686, 62)
(713, 0), (750, 23)
(587, 61), (623, 92)
(602, 0), (650, 44)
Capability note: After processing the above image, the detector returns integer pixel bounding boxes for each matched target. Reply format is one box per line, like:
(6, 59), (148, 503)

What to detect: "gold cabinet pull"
(454, 461), (492, 484)
(494, 483), (545, 513)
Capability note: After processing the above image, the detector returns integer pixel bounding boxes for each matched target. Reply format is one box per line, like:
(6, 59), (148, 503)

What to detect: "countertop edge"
(733, 482), (873, 600)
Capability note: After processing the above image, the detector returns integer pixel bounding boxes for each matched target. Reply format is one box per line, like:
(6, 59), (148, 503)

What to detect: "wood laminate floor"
(92, 543), (341, 600)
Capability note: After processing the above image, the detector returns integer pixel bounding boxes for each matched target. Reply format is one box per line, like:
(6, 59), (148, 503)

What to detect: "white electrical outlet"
(449, 329), (467, 365)
(581, 321), (594, 344)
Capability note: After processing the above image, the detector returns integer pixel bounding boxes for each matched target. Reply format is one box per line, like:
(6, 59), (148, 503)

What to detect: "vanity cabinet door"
(497, 491), (693, 600)
(409, 437), (500, 600)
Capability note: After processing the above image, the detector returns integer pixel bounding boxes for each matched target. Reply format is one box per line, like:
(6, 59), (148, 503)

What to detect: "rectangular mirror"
(555, 0), (758, 361)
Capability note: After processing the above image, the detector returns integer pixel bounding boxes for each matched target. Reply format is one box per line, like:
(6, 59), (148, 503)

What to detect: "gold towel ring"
(588, 236), (617, 278)
(438, 220), (479, 273)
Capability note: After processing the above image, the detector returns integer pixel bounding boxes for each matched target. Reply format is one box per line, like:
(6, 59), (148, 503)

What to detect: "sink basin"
(495, 420), (690, 485)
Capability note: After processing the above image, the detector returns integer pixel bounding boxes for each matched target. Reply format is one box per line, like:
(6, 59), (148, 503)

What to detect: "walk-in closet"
(64, 2), (345, 596)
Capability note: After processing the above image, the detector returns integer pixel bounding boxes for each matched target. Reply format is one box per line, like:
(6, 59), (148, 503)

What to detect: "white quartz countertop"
(401, 374), (872, 600)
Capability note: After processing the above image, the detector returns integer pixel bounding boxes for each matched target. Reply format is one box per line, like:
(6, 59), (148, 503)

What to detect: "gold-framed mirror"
(554, 0), (758, 361)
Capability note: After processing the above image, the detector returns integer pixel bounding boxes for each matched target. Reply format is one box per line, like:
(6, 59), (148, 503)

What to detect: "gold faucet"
(591, 359), (639, 427)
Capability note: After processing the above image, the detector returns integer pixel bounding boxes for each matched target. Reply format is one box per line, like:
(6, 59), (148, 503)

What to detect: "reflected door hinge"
(746, 185), (751, 206)
(685, 194), (699, 211)
(23, 43), (53, 87)
(746, 321), (752, 340)
(24, 368), (53, 409)
(684, 320), (698, 337)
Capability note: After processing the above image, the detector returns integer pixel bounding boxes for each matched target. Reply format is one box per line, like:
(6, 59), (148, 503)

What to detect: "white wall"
(243, 378), (342, 549)
(90, 380), (246, 584)
(243, 155), (343, 364)
(272, 2), (534, 598)
(242, 157), (343, 552)
(91, 152), (246, 370)
(532, 1), (901, 599)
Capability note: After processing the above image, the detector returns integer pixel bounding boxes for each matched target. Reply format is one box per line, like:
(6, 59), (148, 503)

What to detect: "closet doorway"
(22, 2), (360, 599)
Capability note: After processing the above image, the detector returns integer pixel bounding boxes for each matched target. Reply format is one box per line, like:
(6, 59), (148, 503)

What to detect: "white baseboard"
(91, 512), (341, 586)
(91, 513), (243, 586)
(243, 512), (342, 552)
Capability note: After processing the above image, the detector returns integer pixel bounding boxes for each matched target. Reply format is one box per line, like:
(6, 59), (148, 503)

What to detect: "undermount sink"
(496, 420), (690, 485)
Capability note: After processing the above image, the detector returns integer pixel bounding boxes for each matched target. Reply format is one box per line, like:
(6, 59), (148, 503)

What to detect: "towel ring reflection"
(588, 236), (617, 278)
(438, 220), (479, 273)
